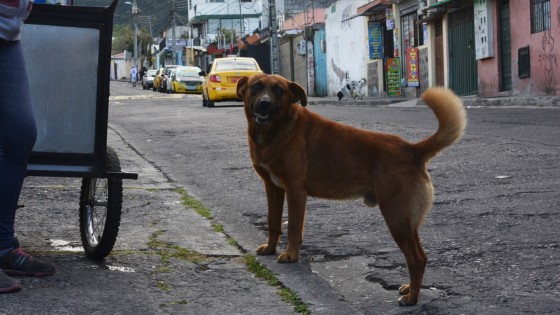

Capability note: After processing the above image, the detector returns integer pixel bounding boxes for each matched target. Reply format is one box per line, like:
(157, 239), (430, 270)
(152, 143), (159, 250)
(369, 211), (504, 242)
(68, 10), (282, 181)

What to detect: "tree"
(112, 24), (154, 63)
(112, 24), (134, 55)
(219, 27), (238, 43)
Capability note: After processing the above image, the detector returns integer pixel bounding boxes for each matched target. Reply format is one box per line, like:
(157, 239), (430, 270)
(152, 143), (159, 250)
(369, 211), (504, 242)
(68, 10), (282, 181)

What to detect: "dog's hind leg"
(381, 211), (427, 306)
(256, 178), (285, 256)
(378, 185), (431, 306)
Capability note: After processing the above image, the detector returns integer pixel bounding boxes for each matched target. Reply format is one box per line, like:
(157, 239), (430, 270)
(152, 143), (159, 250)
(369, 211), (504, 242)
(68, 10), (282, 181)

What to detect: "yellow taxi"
(199, 57), (262, 107)
(152, 68), (164, 92)
(169, 66), (204, 94)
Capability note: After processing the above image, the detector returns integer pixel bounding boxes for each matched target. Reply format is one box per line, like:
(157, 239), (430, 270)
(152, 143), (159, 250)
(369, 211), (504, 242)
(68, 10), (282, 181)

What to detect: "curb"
(308, 96), (560, 108)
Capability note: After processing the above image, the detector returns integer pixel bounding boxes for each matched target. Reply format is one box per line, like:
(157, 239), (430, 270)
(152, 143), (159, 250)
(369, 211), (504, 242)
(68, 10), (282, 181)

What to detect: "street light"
(125, 0), (138, 69)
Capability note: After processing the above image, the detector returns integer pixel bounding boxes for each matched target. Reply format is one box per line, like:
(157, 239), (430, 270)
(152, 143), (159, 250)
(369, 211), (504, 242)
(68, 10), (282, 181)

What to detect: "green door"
(448, 7), (478, 95)
(499, 0), (512, 91)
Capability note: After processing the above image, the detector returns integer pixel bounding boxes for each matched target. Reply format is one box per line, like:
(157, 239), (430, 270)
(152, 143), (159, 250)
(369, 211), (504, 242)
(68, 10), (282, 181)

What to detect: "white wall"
(189, 0), (263, 39)
(325, 0), (370, 96)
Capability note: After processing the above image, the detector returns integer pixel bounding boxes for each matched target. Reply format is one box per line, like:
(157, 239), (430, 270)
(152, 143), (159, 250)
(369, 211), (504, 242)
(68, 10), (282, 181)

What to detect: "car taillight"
(210, 75), (221, 83)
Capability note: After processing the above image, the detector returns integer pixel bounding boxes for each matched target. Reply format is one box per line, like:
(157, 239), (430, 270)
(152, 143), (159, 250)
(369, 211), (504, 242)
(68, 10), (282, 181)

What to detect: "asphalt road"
(6, 81), (559, 314)
(109, 82), (560, 314)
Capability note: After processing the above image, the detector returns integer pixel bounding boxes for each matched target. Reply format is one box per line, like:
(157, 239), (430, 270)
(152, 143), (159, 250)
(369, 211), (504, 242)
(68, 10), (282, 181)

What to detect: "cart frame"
(22, 0), (138, 259)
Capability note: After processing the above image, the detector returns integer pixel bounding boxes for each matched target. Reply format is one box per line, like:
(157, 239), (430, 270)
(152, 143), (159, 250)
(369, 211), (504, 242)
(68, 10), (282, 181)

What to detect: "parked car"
(169, 66), (203, 94)
(199, 57), (262, 107)
(152, 68), (164, 92)
(153, 65), (179, 93)
(161, 65), (180, 93)
(142, 69), (157, 90)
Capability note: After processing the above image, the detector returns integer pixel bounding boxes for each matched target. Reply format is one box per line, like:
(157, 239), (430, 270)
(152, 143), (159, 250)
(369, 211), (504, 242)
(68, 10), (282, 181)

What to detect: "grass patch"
(175, 188), (213, 220)
(172, 188), (309, 313)
(155, 266), (172, 273)
(148, 230), (209, 265)
(244, 255), (310, 314)
(147, 230), (166, 249)
(212, 223), (224, 233)
(156, 280), (171, 291)
(160, 299), (189, 307)
(227, 237), (239, 247)
(147, 219), (160, 227)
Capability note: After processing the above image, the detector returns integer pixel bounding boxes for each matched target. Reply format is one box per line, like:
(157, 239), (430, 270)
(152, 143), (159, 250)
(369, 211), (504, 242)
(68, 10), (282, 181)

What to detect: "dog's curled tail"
(414, 87), (467, 162)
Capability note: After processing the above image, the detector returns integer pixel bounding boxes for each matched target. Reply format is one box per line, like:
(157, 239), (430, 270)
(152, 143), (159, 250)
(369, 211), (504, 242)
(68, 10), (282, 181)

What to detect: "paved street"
(3, 81), (559, 314)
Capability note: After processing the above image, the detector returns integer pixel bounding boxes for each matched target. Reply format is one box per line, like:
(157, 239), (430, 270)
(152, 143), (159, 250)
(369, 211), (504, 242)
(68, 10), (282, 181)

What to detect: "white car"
(142, 70), (157, 90)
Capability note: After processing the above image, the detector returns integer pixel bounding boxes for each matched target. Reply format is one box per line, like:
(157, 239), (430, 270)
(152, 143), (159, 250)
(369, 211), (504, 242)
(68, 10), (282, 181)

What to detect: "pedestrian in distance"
(139, 66), (146, 82)
(0, 0), (56, 294)
(130, 65), (137, 87)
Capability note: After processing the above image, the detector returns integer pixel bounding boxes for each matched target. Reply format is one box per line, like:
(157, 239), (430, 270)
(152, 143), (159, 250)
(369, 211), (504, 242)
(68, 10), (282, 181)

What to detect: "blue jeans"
(0, 40), (37, 250)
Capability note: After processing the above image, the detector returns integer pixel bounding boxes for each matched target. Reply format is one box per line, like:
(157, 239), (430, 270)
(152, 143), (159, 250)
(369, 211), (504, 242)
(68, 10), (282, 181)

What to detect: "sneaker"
(0, 270), (21, 293)
(0, 238), (55, 277)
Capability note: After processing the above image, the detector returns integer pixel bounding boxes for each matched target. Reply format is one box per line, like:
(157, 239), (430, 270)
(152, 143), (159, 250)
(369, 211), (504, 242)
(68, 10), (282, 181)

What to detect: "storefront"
(398, 0), (425, 96)
(353, 0), (397, 96)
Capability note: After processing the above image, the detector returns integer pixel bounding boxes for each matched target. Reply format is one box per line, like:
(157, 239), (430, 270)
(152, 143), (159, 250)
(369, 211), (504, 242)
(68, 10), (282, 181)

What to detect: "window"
(400, 13), (423, 51)
(518, 46), (530, 78)
(530, 0), (550, 33)
(215, 60), (258, 71)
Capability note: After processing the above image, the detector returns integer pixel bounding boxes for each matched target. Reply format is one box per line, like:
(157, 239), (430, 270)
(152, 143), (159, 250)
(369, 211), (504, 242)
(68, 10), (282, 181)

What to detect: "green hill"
(72, 0), (188, 35)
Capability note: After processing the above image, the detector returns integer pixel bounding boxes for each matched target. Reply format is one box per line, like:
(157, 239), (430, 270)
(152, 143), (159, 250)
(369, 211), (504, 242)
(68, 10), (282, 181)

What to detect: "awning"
(342, 0), (392, 22)
(425, 0), (472, 10)
(417, 12), (444, 24)
(429, 0), (454, 9)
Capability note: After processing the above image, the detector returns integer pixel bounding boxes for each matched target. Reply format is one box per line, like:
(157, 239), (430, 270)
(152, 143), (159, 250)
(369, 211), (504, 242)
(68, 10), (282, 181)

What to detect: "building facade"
(179, 0), (558, 98)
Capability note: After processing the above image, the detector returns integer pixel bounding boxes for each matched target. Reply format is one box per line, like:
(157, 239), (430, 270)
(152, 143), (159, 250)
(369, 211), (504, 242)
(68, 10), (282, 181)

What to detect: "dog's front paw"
(397, 284), (418, 306)
(277, 251), (299, 263)
(398, 294), (418, 306)
(256, 244), (276, 256)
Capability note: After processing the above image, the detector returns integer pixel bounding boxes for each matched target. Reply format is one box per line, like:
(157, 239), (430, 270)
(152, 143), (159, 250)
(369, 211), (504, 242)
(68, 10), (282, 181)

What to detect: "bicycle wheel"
(79, 147), (123, 259)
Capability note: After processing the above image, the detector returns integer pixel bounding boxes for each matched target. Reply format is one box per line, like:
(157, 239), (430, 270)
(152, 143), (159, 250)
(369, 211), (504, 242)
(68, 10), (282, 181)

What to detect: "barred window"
(531, 0), (550, 33)
(401, 13), (423, 50)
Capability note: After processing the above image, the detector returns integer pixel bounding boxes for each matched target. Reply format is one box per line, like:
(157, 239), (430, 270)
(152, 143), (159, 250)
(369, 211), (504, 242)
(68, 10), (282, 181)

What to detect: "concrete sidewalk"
(3, 127), (357, 314)
(307, 94), (560, 108)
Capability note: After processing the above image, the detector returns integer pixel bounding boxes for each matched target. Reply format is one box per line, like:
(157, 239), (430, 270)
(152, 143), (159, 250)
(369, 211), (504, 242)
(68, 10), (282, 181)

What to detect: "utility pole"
(171, 0), (177, 64)
(126, 0), (139, 68)
(239, 0), (243, 37)
(269, 0), (279, 74)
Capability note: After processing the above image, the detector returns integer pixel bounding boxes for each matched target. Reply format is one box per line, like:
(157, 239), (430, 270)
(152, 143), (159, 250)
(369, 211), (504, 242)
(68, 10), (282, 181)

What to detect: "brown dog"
(236, 73), (466, 306)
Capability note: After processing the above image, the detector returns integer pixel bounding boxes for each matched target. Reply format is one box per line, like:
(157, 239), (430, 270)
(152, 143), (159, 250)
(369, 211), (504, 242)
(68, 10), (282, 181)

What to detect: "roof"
(111, 52), (126, 60)
(342, 0), (392, 22)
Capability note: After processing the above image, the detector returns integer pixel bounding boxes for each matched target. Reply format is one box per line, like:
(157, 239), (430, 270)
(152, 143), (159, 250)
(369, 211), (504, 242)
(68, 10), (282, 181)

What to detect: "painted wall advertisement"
(368, 22), (383, 60)
(386, 57), (401, 96)
(474, 0), (494, 59)
(407, 47), (419, 87)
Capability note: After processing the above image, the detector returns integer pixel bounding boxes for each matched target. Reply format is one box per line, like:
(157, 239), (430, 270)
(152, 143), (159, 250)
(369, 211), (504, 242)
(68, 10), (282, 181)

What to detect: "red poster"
(407, 48), (419, 87)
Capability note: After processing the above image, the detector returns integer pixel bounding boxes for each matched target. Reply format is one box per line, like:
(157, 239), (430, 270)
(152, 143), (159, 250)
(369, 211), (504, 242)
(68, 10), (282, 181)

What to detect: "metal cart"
(21, 0), (137, 259)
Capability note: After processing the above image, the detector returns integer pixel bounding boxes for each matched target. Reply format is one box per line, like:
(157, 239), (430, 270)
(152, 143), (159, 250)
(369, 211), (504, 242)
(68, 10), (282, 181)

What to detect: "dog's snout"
(255, 99), (272, 113)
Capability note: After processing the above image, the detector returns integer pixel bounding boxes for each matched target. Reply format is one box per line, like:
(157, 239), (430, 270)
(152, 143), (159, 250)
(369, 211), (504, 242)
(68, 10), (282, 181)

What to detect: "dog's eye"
(272, 85), (284, 96)
(251, 82), (263, 94)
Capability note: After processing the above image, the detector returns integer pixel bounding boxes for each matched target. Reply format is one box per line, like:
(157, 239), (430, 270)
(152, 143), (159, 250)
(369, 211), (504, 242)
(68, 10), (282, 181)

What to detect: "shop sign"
(407, 47), (419, 87)
(386, 57), (401, 96)
(368, 22), (383, 60)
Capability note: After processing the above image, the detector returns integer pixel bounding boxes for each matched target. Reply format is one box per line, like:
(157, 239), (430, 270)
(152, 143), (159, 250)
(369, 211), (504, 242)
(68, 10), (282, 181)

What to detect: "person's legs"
(0, 40), (55, 290)
(0, 40), (36, 252)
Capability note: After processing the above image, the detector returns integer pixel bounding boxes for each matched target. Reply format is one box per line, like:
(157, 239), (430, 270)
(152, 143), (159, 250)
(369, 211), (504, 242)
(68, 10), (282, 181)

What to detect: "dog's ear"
(236, 76), (249, 98)
(289, 82), (307, 107)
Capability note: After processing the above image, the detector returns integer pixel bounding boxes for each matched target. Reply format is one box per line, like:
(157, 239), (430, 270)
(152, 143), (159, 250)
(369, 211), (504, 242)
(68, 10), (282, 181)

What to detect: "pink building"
(478, 0), (559, 96)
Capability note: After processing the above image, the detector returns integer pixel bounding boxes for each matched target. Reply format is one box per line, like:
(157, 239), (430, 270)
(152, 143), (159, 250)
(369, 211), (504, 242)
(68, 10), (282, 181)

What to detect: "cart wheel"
(79, 147), (123, 260)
